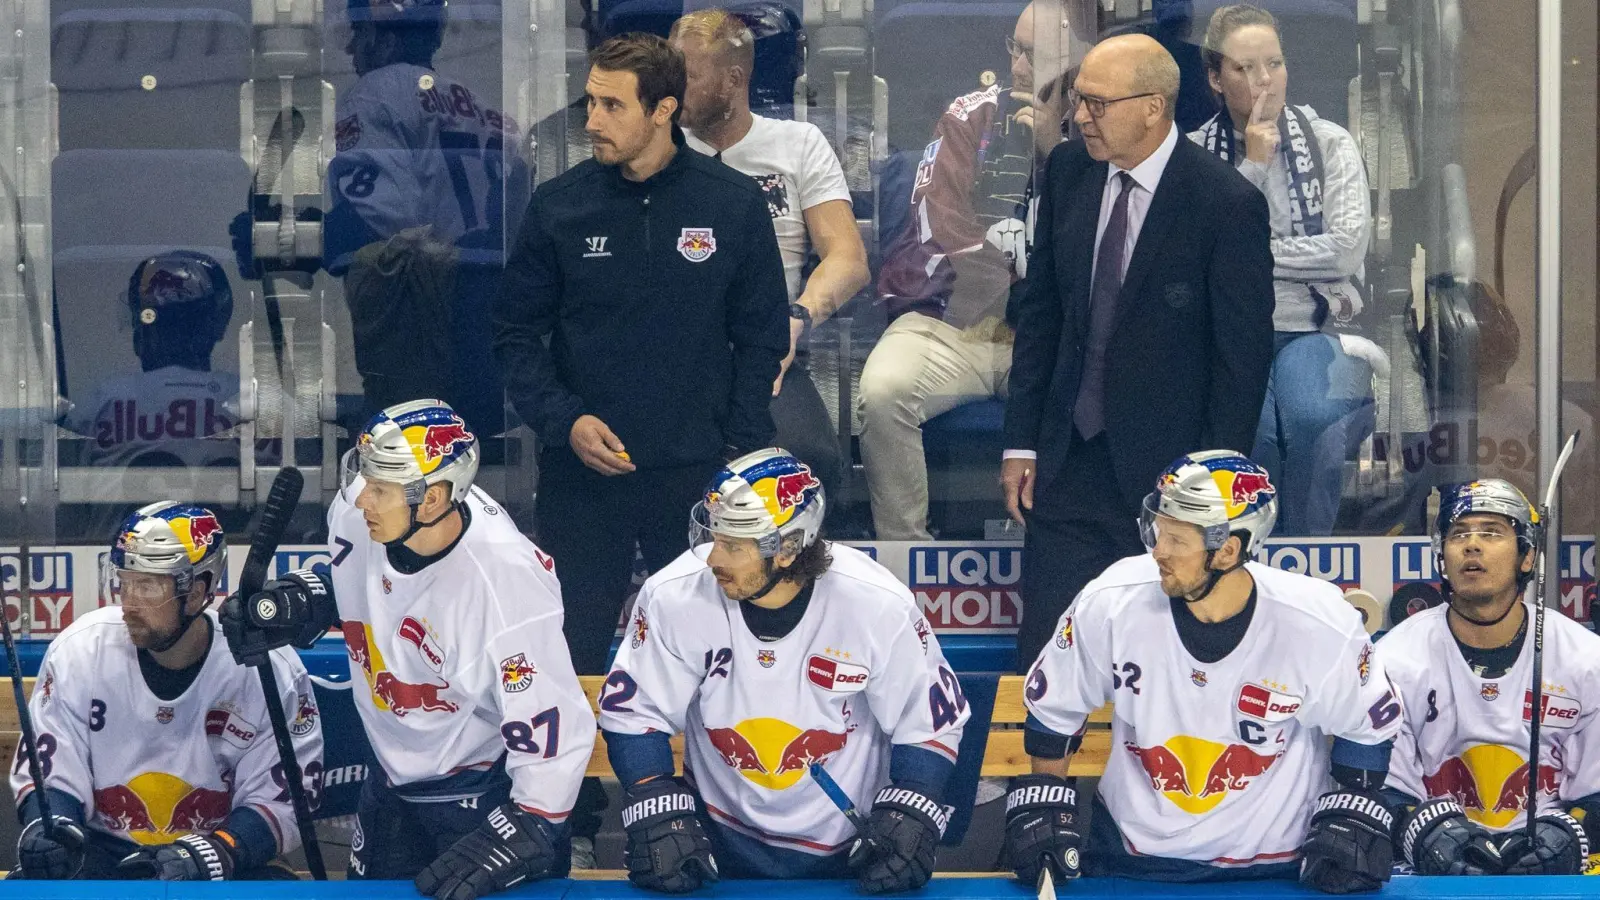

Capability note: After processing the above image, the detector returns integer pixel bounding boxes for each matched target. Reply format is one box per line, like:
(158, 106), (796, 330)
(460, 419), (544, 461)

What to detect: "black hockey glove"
(1495, 811), (1591, 875)
(15, 816), (86, 880)
(849, 784), (949, 894)
(1398, 797), (1502, 875)
(117, 831), (237, 881)
(415, 803), (557, 900)
(1003, 774), (1082, 887)
(620, 778), (718, 894)
(1298, 790), (1395, 893)
(220, 568), (337, 666)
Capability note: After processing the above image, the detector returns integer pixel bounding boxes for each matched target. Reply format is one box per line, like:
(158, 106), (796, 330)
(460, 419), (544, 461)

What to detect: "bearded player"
(222, 399), (594, 900)
(597, 449), (967, 894)
(1006, 451), (1404, 891)
(1377, 478), (1600, 876)
(11, 503), (322, 881)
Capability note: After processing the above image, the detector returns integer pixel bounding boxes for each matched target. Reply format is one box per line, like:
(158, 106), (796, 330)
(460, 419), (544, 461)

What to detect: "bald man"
(1003, 34), (1274, 671)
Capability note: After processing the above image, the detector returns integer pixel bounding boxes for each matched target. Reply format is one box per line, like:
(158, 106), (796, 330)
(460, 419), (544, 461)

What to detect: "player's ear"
(1214, 534), (1244, 570)
(1520, 547), (1536, 574)
(422, 482), (452, 517)
(186, 574), (211, 616)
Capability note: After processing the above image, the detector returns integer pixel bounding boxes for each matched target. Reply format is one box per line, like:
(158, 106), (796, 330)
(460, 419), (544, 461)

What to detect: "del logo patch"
(677, 228), (716, 262)
(1236, 683), (1302, 723)
(807, 655), (869, 692)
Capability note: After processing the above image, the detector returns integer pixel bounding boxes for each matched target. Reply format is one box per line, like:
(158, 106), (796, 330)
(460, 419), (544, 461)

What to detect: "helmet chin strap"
(1181, 551), (1245, 605)
(738, 559), (793, 606)
(145, 579), (206, 653)
(384, 499), (458, 549)
(1446, 588), (1522, 628)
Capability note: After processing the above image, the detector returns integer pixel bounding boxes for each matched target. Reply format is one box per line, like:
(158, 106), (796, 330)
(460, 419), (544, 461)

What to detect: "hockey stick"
(237, 467), (326, 879)
(1526, 429), (1580, 840)
(809, 762), (881, 865)
(2, 551), (54, 843)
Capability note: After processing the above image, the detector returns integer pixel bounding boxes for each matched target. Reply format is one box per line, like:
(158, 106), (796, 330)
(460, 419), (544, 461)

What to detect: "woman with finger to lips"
(1190, 4), (1375, 537)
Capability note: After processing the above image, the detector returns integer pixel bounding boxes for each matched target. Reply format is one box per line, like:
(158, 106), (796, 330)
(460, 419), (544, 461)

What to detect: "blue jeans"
(1252, 332), (1375, 536)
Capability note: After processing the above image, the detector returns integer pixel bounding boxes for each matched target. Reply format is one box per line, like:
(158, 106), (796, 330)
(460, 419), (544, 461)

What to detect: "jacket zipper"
(642, 194), (652, 283)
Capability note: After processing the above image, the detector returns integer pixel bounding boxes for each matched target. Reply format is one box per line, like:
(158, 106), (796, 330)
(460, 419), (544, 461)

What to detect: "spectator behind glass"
(1190, 3), (1375, 536)
(671, 7), (869, 503)
(861, 1), (1076, 541)
(322, 0), (527, 437)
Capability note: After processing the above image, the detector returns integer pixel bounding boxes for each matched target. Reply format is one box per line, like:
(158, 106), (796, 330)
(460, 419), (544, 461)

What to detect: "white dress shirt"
(1005, 123), (1181, 463)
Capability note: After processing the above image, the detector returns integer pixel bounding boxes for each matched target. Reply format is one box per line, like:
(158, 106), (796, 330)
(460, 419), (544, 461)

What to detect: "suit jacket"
(1003, 135), (1275, 508)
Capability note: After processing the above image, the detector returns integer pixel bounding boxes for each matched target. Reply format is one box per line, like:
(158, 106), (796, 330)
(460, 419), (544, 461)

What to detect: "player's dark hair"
(590, 32), (686, 124)
(779, 537), (832, 583)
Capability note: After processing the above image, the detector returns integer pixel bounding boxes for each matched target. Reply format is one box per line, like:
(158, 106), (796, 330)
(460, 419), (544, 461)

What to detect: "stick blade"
(1037, 867), (1056, 900)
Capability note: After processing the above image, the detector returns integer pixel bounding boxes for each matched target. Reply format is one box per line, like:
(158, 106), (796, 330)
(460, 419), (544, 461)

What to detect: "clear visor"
(339, 446), (368, 502)
(101, 560), (180, 610)
(688, 500), (715, 551)
(687, 500), (779, 558)
(1139, 494), (1225, 554)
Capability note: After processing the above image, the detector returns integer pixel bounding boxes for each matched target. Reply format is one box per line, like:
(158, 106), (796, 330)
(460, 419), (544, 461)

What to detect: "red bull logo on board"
(1124, 735), (1283, 814)
(1422, 743), (1560, 829)
(704, 718), (850, 790)
(94, 771), (233, 845)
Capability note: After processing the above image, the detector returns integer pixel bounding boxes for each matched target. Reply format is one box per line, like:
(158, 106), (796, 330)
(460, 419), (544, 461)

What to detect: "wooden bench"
(0, 675), (1113, 782)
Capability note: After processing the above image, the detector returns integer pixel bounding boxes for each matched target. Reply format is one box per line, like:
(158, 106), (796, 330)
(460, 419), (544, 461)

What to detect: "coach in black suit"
(1003, 34), (1274, 670)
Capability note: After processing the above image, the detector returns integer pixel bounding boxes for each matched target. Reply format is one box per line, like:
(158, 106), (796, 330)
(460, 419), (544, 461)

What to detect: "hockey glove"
(117, 831), (237, 881)
(1397, 797), (1502, 875)
(849, 784), (949, 894)
(1495, 811), (1591, 875)
(1003, 774), (1082, 887)
(620, 778), (718, 894)
(1298, 790), (1395, 893)
(221, 568), (337, 666)
(415, 803), (557, 900)
(15, 816), (86, 880)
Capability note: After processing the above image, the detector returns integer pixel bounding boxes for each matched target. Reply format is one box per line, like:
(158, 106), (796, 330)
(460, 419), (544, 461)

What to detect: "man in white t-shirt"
(671, 8), (870, 502)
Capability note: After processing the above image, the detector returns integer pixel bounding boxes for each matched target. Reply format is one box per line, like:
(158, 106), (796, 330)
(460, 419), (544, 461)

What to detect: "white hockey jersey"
(326, 480), (594, 821)
(1379, 602), (1600, 831)
(9, 608), (322, 854)
(599, 544), (968, 856)
(327, 63), (526, 271)
(1024, 555), (1402, 869)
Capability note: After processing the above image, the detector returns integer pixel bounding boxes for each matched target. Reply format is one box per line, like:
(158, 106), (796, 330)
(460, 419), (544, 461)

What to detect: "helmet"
(689, 449), (824, 558)
(106, 501), (228, 600)
(342, 399), (479, 506)
(347, 0), (447, 23)
(1140, 450), (1278, 558)
(1432, 479), (1540, 584)
(127, 250), (233, 345)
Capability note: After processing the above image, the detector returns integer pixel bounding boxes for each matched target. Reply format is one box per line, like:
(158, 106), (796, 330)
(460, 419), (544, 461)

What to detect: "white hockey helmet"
(341, 399), (479, 505)
(689, 448), (824, 558)
(104, 501), (228, 602)
(1139, 450), (1278, 558)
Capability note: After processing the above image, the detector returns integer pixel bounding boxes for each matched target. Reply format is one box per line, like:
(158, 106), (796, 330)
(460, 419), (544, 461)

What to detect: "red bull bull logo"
(170, 513), (222, 563)
(1124, 735), (1282, 814)
(500, 653), (536, 693)
(344, 621), (459, 717)
(1422, 743), (1561, 829)
(94, 771), (233, 845)
(749, 467), (819, 526)
(1210, 469), (1274, 517)
(704, 718), (849, 790)
(677, 228), (717, 262)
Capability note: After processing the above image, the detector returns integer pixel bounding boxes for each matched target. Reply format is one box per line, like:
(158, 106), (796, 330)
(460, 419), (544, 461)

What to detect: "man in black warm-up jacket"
(493, 32), (789, 862)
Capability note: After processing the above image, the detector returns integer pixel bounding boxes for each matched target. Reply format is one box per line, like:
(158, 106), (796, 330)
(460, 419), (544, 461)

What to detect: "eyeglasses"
(1444, 528), (1516, 545)
(1068, 88), (1160, 118)
(1005, 36), (1033, 65)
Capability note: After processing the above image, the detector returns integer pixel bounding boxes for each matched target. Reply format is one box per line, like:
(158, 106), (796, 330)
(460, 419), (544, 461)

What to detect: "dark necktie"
(1074, 171), (1136, 439)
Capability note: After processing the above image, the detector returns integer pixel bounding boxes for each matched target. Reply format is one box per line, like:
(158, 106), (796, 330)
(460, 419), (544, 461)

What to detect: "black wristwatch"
(789, 302), (814, 329)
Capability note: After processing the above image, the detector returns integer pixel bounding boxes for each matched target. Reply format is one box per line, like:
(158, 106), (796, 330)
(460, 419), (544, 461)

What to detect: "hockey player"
(1378, 478), (1600, 876)
(222, 399), (594, 900)
(1006, 450), (1403, 890)
(598, 449), (968, 893)
(10, 502), (322, 881)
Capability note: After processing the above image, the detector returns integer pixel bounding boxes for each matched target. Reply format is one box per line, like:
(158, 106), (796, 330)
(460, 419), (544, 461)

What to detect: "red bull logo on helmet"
(704, 718), (850, 790)
(746, 465), (820, 527)
(94, 771), (233, 846)
(1209, 468), (1274, 518)
(1124, 735), (1283, 814)
(1423, 743), (1561, 829)
(402, 414), (472, 473)
(168, 513), (222, 564)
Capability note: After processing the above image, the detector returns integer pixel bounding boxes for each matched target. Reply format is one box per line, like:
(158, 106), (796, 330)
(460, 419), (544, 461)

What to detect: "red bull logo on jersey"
(677, 228), (717, 262)
(1423, 744), (1561, 829)
(291, 692), (319, 736)
(807, 655), (870, 693)
(704, 718), (850, 790)
(500, 653), (536, 693)
(1236, 683), (1302, 723)
(1124, 736), (1283, 814)
(344, 621), (460, 718)
(910, 546), (1022, 632)
(94, 771), (233, 845)
(1055, 617), (1074, 650)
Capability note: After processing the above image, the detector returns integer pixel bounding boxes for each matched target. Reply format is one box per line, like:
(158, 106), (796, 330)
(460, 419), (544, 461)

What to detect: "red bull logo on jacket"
(1423, 743), (1560, 829)
(93, 771), (233, 845)
(704, 718), (850, 790)
(1124, 736), (1283, 814)
(344, 621), (460, 718)
(677, 228), (717, 262)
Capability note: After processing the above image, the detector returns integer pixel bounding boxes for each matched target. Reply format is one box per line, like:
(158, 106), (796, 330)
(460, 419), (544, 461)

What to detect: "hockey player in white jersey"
(1378, 478), (1600, 876)
(222, 400), (595, 900)
(11, 503), (322, 881)
(598, 449), (968, 893)
(1006, 450), (1404, 891)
